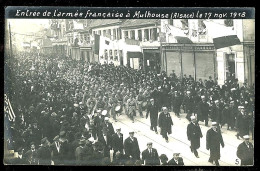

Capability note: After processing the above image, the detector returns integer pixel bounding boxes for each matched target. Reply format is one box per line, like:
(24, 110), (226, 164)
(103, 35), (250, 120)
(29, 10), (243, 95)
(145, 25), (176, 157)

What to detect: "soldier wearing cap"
(124, 131), (140, 161)
(206, 122), (224, 166)
(187, 116), (203, 158)
(173, 90), (182, 118)
(228, 101), (237, 130)
(159, 107), (173, 143)
(168, 152), (184, 166)
(146, 98), (159, 133)
(237, 135), (254, 165)
(141, 142), (160, 165)
(127, 93), (137, 123)
(211, 100), (222, 123)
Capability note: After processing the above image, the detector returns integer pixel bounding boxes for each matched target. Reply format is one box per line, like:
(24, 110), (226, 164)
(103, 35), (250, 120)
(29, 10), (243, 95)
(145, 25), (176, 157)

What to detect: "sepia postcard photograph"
(4, 7), (255, 166)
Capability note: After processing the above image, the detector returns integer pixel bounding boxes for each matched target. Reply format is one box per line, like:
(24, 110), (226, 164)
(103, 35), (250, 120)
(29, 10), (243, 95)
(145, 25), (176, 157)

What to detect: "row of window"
(101, 49), (123, 61)
(93, 28), (159, 42)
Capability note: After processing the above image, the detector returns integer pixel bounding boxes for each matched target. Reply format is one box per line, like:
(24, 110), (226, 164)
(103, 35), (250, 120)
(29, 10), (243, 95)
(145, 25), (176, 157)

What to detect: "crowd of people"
(4, 51), (254, 166)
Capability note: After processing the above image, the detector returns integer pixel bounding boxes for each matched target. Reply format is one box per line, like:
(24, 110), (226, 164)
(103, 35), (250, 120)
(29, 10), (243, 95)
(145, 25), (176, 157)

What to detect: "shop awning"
(213, 35), (241, 49)
(127, 52), (143, 58)
(174, 36), (193, 44)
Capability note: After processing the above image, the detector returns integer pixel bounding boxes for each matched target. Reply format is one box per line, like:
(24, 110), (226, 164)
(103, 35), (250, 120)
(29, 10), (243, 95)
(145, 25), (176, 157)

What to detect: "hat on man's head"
(53, 135), (60, 141)
(150, 98), (154, 101)
(212, 122), (218, 126)
(190, 116), (196, 120)
(74, 104), (79, 107)
(30, 142), (35, 146)
(129, 130), (135, 134)
(41, 137), (48, 144)
(147, 142), (153, 145)
(201, 96), (205, 99)
(162, 107), (167, 110)
(243, 135), (250, 140)
(79, 139), (86, 145)
(59, 131), (66, 137)
(238, 106), (244, 109)
(104, 117), (109, 121)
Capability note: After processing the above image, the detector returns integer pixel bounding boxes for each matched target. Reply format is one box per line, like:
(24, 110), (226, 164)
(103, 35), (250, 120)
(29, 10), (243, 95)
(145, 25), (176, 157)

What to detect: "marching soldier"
(183, 91), (194, 121)
(236, 135), (254, 166)
(127, 93), (137, 123)
(187, 116), (203, 158)
(206, 122), (225, 166)
(136, 90), (144, 118)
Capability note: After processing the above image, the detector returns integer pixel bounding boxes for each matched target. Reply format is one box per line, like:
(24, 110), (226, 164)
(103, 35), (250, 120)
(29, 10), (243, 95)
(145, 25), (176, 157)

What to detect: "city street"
(110, 110), (253, 166)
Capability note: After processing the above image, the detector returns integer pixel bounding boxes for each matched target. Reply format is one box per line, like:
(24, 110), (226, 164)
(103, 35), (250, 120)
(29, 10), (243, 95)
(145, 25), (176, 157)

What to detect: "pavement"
(108, 110), (254, 166)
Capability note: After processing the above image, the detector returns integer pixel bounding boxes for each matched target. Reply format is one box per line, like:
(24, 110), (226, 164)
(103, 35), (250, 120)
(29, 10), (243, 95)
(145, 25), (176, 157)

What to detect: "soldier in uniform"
(173, 91), (182, 118)
(187, 116), (203, 158)
(141, 142), (160, 165)
(124, 131), (141, 161)
(236, 135), (254, 166)
(127, 93), (137, 123)
(158, 107), (173, 143)
(24, 142), (38, 164)
(146, 98), (159, 133)
(136, 90), (144, 118)
(206, 122), (225, 166)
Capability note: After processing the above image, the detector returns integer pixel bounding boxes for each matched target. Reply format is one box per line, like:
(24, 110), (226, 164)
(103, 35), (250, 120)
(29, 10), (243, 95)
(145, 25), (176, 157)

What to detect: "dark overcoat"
(237, 142), (254, 165)
(146, 103), (159, 127)
(159, 112), (173, 135)
(124, 137), (140, 160)
(206, 128), (224, 160)
(187, 122), (203, 149)
(141, 148), (160, 165)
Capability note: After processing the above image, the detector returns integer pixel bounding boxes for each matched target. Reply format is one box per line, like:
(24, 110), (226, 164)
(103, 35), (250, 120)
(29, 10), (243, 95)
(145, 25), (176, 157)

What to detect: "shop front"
(162, 43), (216, 81)
(127, 52), (143, 69)
(143, 48), (161, 73)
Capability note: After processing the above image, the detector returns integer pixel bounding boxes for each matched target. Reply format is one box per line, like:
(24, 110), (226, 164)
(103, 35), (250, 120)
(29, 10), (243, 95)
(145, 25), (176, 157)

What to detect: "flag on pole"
(203, 20), (241, 49)
(94, 34), (100, 55)
(4, 94), (16, 122)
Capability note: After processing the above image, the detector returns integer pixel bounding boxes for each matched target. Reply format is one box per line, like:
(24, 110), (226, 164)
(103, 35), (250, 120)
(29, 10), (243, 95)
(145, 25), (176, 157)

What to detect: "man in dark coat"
(173, 91), (183, 118)
(159, 154), (169, 165)
(75, 139), (86, 165)
(141, 142), (160, 165)
(206, 122), (225, 166)
(168, 153), (184, 166)
(98, 128), (112, 158)
(124, 131), (140, 161)
(236, 106), (250, 139)
(187, 116), (203, 158)
(197, 96), (209, 126)
(37, 137), (52, 165)
(102, 117), (115, 136)
(146, 98), (159, 133)
(159, 107), (173, 143)
(236, 135), (254, 166)
(183, 91), (194, 121)
(112, 127), (124, 157)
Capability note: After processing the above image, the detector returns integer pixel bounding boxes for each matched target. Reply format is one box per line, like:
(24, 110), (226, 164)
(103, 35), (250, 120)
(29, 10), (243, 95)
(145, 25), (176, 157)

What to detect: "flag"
(203, 20), (241, 49)
(164, 24), (192, 43)
(4, 94), (15, 122)
(94, 34), (100, 55)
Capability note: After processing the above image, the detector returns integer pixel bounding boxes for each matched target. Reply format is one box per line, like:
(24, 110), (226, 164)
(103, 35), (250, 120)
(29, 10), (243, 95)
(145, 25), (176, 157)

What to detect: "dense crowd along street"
(4, 52), (254, 166)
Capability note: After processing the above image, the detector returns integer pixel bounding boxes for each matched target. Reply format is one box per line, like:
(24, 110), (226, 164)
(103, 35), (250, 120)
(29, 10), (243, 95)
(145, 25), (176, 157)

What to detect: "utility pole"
(9, 22), (13, 59)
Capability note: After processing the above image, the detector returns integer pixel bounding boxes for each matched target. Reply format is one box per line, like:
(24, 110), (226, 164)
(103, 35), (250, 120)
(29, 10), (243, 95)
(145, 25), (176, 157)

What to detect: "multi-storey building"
(160, 19), (255, 86)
